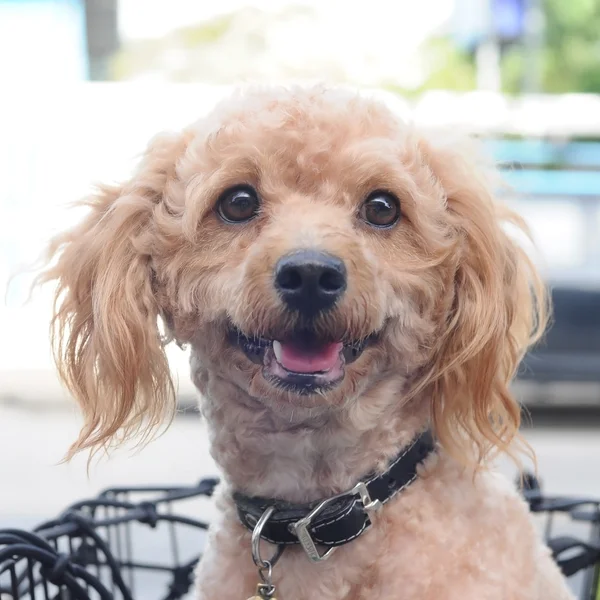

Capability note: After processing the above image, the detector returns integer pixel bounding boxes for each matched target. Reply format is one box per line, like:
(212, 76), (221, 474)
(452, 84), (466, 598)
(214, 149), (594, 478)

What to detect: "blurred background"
(0, 0), (599, 594)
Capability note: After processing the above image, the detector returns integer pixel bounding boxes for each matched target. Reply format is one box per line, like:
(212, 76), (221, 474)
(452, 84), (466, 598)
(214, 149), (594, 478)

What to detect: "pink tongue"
(278, 341), (343, 373)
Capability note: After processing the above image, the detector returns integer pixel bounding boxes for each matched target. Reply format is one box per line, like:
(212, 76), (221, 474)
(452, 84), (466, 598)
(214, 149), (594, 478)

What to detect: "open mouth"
(229, 327), (375, 394)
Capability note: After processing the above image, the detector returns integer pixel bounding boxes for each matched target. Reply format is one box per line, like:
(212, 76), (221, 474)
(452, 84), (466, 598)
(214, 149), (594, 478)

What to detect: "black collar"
(234, 429), (435, 562)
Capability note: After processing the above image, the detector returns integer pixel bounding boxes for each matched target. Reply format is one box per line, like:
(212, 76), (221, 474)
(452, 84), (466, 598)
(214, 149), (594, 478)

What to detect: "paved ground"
(1, 403), (599, 598)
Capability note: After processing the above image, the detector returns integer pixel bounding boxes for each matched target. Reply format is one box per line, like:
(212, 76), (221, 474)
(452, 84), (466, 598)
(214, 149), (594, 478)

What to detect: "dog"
(41, 85), (574, 599)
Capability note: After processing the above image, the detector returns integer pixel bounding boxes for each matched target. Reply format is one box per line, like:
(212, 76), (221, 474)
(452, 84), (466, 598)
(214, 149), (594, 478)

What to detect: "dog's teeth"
(273, 340), (283, 363)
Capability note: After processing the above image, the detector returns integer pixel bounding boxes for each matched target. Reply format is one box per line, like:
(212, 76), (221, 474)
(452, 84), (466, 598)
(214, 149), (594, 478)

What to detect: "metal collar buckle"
(290, 481), (382, 563)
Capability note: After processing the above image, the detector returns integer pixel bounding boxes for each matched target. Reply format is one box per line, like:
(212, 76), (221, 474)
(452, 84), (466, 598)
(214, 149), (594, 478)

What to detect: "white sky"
(0, 1), (87, 83)
(119, 0), (454, 47)
(119, 0), (297, 38)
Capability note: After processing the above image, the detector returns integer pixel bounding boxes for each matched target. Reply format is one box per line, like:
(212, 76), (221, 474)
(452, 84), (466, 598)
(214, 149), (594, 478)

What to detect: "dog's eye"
(217, 186), (260, 223)
(360, 191), (400, 228)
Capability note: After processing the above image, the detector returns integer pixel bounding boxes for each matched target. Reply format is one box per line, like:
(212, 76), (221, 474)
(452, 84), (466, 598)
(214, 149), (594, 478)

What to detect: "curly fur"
(39, 85), (573, 599)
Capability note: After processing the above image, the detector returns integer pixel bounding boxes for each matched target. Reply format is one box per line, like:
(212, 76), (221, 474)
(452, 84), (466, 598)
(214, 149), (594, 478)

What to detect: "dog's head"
(41, 86), (546, 464)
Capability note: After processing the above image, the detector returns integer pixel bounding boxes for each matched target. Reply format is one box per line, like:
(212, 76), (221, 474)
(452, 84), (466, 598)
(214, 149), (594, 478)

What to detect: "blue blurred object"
(491, 0), (526, 41)
(451, 0), (526, 49)
(489, 139), (600, 168)
(503, 170), (600, 197)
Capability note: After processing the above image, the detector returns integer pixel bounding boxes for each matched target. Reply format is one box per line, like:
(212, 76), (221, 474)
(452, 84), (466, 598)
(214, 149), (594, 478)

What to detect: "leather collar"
(234, 429), (435, 562)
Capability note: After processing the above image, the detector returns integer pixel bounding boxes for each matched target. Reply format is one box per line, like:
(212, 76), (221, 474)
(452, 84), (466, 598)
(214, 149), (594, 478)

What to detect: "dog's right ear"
(38, 131), (189, 457)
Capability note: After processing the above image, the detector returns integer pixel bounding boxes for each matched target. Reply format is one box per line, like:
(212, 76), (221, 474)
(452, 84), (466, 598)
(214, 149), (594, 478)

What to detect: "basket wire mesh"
(0, 478), (218, 600)
(1, 474), (599, 600)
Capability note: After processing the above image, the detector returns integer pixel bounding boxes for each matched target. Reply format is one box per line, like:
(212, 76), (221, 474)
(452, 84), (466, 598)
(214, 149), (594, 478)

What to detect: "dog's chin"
(228, 326), (377, 396)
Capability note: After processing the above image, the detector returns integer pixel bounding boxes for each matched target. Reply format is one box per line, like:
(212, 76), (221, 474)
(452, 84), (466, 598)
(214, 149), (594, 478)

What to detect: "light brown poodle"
(41, 86), (574, 599)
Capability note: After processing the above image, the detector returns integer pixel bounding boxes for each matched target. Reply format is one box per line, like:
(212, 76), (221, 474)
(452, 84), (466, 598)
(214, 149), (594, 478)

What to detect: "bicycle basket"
(2, 474), (599, 600)
(0, 478), (218, 600)
(521, 474), (600, 600)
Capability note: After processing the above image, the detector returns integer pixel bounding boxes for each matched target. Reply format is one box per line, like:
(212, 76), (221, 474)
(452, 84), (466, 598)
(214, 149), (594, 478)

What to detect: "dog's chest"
(224, 500), (460, 600)
(265, 519), (426, 600)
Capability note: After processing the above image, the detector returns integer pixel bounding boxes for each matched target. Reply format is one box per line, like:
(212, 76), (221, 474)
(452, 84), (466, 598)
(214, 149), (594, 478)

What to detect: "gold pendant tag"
(247, 583), (277, 600)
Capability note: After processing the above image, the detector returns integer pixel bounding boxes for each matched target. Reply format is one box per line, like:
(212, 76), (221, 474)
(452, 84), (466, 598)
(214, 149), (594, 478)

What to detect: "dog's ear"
(419, 137), (548, 465)
(39, 132), (188, 457)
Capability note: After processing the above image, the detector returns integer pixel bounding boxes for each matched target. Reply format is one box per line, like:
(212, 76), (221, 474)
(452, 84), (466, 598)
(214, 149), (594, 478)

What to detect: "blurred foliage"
(500, 0), (600, 93)
(112, 0), (600, 93)
(419, 0), (600, 94)
(380, 39), (477, 99)
(414, 38), (477, 94)
(537, 0), (600, 92)
(179, 14), (233, 46)
(111, 6), (348, 83)
(111, 12), (235, 81)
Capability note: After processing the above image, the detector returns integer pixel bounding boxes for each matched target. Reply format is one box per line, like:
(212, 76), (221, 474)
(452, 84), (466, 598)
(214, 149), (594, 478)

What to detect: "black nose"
(275, 250), (347, 317)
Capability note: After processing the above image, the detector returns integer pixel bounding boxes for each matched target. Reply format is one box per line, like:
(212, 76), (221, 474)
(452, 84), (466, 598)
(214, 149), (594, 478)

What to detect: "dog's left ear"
(39, 131), (189, 457)
(419, 137), (548, 465)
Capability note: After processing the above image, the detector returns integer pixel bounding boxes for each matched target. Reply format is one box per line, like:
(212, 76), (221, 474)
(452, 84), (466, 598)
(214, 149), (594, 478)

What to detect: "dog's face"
(167, 92), (449, 413)
(42, 87), (546, 463)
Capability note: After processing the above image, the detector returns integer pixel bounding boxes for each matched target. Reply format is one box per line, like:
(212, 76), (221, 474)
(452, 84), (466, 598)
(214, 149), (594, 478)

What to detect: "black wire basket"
(520, 474), (600, 600)
(1, 474), (599, 600)
(0, 478), (218, 600)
